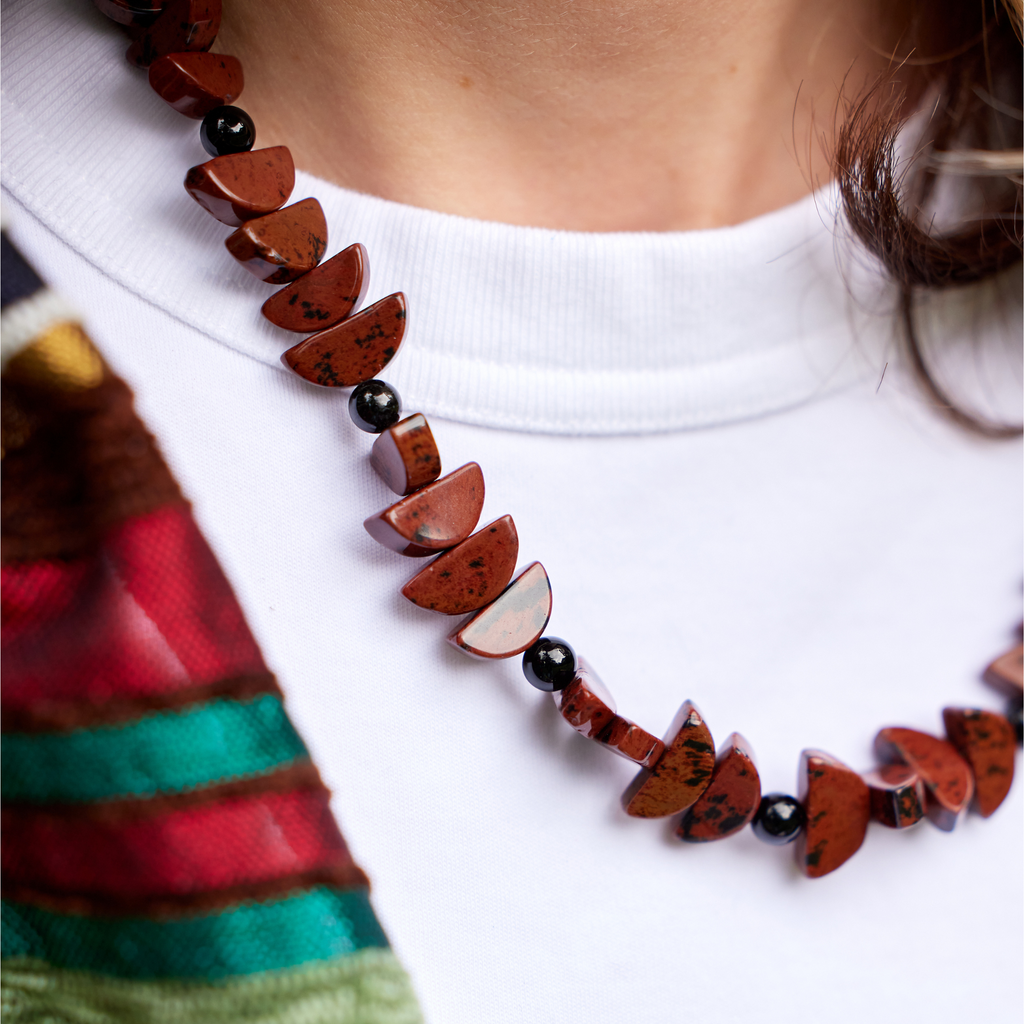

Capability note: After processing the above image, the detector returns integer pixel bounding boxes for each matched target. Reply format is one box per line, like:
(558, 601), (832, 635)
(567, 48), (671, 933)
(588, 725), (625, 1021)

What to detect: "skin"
(218, 0), (892, 231)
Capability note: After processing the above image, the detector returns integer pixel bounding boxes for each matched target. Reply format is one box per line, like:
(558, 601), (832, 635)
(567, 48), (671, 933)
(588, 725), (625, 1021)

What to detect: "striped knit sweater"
(0, 230), (423, 1023)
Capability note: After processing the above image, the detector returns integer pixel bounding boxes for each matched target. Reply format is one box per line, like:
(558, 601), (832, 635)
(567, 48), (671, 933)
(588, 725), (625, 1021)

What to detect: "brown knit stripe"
(1, 673), (283, 734)
(0, 761), (326, 822)
(1, 863), (372, 920)
(1, 367), (183, 564)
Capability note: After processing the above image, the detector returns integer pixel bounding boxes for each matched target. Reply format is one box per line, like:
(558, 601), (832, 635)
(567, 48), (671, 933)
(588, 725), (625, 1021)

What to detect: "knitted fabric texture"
(0, 233), (422, 1022)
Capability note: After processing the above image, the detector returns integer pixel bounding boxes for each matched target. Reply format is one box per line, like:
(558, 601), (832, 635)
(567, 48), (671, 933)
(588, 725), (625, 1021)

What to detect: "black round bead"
(1007, 700), (1023, 746)
(348, 380), (402, 433)
(199, 106), (256, 157)
(752, 793), (805, 845)
(522, 637), (577, 692)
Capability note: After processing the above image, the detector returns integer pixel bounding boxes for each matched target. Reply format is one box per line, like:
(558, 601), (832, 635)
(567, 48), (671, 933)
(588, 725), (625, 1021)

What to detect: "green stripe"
(0, 951), (423, 1024)
(1, 695), (308, 803)
(1, 888), (389, 981)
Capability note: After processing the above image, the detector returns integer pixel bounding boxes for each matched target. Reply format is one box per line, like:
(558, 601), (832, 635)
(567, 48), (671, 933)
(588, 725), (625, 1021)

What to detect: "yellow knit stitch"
(4, 321), (104, 391)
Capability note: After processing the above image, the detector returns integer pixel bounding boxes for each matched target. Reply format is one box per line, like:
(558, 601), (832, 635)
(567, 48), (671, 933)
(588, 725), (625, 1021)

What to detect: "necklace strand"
(98, 0), (1024, 877)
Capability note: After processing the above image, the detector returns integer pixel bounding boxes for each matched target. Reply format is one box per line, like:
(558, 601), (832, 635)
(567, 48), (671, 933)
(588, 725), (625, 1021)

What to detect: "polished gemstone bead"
(402, 515), (519, 615)
(225, 198), (326, 284)
(1008, 701), (1024, 745)
(863, 763), (925, 828)
(200, 105), (255, 158)
(184, 146), (293, 226)
(942, 707), (1016, 817)
(126, 0), (220, 68)
(348, 380), (401, 433)
(282, 294), (407, 387)
(522, 636), (577, 692)
(622, 700), (715, 818)
(797, 749), (870, 878)
(149, 52), (242, 119)
(752, 793), (805, 845)
(447, 562), (553, 660)
(677, 732), (761, 842)
(552, 659), (617, 736)
(553, 660), (665, 766)
(874, 726), (975, 831)
(93, 0), (163, 27)
(262, 243), (369, 332)
(983, 643), (1024, 699)
(370, 413), (441, 495)
(365, 463), (484, 557)
(598, 717), (667, 767)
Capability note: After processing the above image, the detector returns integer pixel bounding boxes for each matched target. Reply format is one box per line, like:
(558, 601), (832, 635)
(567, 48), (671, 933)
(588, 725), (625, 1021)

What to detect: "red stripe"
(2, 787), (356, 901)
(2, 504), (267, 713)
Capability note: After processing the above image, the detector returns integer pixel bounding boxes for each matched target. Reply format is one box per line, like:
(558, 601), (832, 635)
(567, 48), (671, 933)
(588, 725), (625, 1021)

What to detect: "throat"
(218, 0), (889, 231)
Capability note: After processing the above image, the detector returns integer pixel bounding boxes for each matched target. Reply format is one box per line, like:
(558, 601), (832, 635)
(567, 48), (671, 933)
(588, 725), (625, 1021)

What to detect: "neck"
(218, 0), (889, 231)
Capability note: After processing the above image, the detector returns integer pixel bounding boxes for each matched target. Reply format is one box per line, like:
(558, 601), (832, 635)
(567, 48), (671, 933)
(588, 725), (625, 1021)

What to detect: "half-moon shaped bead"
(597, 717), (665, 766)
(371, 413), (441, 495)
(874, 726), (974, 831)
(942, 707), (1016, 817)
(402, 516), (519, 614)
(677, 732), (761, 841)
(552, 659), (617, 736)
(93, 0), (163, 28)
(262, 243), (369, 331)
(126, 0), (221, 68)
(797, 749), (870, 878)
(446, 562), (552, 660)
(983, 643), (1023, 699)
(149, 51), (242, 119)
(225, 198), (326, 284)
(185, 146), (293, 226)
(553, 661), (665, 766)
(364, 462), (484, 557)
(282, 293), (406, 387)
(622, 700), (715, 818)
(863, 763), (925, 828)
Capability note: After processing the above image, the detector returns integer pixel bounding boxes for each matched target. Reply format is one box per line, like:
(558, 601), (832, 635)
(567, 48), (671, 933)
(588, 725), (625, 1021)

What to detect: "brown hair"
(835, 0), (1022, 437)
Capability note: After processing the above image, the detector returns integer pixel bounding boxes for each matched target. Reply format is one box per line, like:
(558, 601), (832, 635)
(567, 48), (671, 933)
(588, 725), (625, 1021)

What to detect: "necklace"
(99, 0), (1022, 878)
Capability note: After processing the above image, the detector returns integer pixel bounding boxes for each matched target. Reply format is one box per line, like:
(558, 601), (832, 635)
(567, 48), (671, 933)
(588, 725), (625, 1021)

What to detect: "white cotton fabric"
(2, 2), (1023, 1022)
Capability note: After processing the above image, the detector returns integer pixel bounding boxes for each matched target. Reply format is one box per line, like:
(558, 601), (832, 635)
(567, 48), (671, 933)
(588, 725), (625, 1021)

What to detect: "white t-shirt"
(3, 3), (1022, 1022)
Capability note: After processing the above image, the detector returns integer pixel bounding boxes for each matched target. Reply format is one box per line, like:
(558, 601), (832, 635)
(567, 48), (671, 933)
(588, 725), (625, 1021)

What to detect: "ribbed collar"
(2, 0), (896, 434)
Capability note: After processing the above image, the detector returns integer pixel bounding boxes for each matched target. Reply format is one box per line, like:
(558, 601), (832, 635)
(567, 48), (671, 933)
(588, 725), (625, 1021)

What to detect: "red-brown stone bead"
(863, 763), (925, 829)
(553, 661), (665, 767)
(942, 707), (1016, 817)
(447, 562), (553, 660)
(149, 51), (242, 119)
(622, 701), (715, 818)
(797, 749), (870, 878)
(94, 0), (163, 27)
(873, 726), (975, 832)
(552, 660), (617, 738)
(225, 198), (326, 284)
(402, 516), (519, 615)
(983, 643), (1023, 699)
(364, 462), (484, 557)
(371, 413), (441, 496)
(126, 0), (221, 68)
(262, 243), (369, 332)
(282, 293), (407, 388)
(185, 147), (294, 227)
(677, 732), (761, 841)
(598, 718), (666, 767)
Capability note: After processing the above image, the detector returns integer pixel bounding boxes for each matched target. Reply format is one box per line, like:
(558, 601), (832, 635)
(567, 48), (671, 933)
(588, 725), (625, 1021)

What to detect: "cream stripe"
(1, 288), (80, 368)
